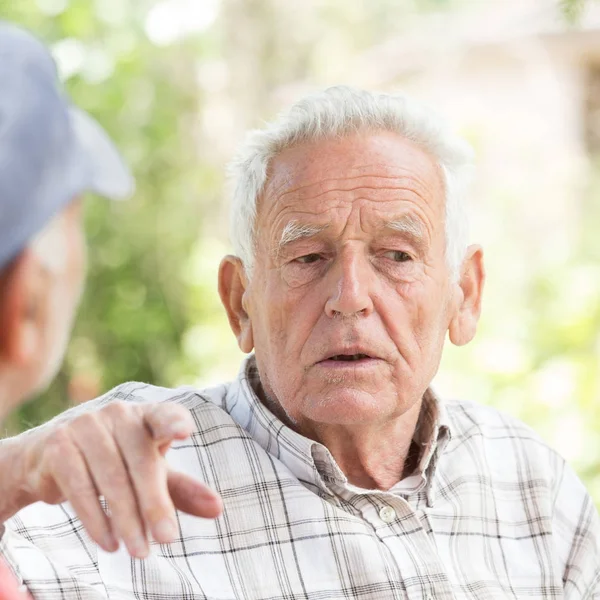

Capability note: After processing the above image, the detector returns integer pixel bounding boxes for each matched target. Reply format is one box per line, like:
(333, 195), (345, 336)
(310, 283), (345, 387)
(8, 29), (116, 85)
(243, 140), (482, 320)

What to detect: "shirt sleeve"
(552, 459), (600, 599)
(0, 502), (108, 599)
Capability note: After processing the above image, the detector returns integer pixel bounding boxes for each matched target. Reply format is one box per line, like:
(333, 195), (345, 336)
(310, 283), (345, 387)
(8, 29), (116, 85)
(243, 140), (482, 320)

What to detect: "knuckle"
(171, 404), (192, 420)
(164, 402), (187, 416)
(151, 402), (183, 419)
(149, 403), (192, 432)
(144, 404), (167, 425)
(70, 412), (99, 434)
(103, 400), (131, 420)
(45, 427), (72, 458)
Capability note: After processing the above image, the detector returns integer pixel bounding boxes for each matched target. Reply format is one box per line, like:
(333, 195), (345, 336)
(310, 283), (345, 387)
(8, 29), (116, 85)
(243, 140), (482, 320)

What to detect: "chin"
(301, 387), (394, 426)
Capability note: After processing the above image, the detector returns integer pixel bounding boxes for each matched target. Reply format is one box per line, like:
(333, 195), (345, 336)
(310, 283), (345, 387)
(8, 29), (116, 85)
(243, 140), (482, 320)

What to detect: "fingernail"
(200, 487), (220, 501)
(129, 535), (149, 559)
(154, 519), (178, 543)
(103, 532), (119, 552)
(167, 420), (190, 437)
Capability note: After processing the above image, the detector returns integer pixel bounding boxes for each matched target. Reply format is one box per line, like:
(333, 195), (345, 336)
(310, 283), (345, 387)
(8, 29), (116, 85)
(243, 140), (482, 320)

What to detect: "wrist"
(0, 438), (32, 523)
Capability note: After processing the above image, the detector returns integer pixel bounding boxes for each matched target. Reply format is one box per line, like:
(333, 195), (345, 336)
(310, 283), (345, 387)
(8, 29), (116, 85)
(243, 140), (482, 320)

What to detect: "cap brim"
(68, 106), (135, 200)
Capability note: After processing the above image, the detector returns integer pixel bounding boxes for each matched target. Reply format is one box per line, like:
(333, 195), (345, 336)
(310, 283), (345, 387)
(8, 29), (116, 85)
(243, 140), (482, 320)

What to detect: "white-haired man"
(0, 87), (598, 599)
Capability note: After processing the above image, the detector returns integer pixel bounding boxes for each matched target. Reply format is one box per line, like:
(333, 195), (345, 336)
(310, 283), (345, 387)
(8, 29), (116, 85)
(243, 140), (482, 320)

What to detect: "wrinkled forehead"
(258, 131), (446, 233)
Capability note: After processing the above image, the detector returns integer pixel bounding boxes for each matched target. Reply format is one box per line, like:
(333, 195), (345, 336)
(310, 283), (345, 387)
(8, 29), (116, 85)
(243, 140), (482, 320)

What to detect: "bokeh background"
(1, 0), (598, 505)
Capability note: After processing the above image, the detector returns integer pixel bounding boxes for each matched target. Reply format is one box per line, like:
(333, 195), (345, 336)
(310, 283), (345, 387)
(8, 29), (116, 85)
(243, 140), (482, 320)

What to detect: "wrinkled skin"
(220, 131), (484, 488)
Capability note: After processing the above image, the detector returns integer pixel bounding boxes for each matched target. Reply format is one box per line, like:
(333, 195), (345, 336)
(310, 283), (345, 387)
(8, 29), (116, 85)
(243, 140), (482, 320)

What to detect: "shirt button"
(379, 506), (396, 523)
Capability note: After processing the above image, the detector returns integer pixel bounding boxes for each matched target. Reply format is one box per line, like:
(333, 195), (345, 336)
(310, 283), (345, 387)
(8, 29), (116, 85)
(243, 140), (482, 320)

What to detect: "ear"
(0, 250), (45, 364)
(218, 255), (254, 353)
(448, 245), (485, 347)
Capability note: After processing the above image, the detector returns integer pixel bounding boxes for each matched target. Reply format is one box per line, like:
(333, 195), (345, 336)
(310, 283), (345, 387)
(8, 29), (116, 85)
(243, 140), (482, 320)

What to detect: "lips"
(316, 351), (381, 370)
(316, 344), (383, 365)
(327, 353), (371, 361)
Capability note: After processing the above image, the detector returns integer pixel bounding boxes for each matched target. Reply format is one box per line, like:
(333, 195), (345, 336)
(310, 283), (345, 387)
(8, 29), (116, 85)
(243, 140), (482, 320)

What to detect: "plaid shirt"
(1, 356), (599, 600)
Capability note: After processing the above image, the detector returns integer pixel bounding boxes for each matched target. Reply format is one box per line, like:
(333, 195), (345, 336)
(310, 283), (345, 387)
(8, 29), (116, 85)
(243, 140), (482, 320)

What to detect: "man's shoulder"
(443, 398), (564, 472)
(94, 381), (231, 410)
(54, 380), (236, 431)
(445, 397), (538, 432)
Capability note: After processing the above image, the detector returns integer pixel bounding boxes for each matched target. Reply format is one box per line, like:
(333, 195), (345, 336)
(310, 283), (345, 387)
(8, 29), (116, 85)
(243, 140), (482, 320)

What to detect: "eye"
(384, 250), (412, 262)
(295, 253), (322, 264)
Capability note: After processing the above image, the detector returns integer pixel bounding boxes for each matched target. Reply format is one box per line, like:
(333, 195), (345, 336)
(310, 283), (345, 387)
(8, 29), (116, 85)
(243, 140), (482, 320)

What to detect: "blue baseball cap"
(0, 21), (134, 270)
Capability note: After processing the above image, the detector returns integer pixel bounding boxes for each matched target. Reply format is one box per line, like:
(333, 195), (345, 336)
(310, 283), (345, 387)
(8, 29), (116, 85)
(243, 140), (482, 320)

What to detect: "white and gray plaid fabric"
(2, 356), (599, 599)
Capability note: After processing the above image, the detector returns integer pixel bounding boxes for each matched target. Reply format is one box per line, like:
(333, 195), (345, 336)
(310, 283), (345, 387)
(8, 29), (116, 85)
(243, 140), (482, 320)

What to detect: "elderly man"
(0, 87), (598, 599)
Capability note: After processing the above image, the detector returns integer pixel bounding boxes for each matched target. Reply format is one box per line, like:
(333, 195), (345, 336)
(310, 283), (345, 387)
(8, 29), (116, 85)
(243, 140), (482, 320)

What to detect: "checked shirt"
(1, 356), (599, 599)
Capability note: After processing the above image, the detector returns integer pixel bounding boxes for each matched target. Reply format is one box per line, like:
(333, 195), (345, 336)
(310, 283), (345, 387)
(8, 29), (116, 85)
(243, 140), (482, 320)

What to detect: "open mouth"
(316, 351), (381, 370)
(328, 354), (371, 362)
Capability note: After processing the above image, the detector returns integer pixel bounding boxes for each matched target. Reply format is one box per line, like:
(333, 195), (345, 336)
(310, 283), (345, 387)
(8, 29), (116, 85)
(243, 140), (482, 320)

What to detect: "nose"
(324, 248), (374, 318)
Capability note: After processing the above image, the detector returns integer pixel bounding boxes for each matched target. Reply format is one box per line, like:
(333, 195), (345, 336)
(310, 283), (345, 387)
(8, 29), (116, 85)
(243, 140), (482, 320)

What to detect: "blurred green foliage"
(0, 0), (235, 430)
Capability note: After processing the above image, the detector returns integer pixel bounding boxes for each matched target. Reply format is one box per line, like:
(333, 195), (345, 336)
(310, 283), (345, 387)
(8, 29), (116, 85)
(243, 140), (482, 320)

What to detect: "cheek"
(69, 224), (87, 291)
(49, 227), (86, 359)
(58, 227), (87, 321)
(381, 278), (448, 358)
(254, 273), (322, 359)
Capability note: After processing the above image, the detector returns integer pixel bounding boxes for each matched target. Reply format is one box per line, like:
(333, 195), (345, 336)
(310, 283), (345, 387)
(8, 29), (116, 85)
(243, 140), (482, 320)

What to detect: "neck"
(260, 389), (423, 490)
(303, 400), (423, 490)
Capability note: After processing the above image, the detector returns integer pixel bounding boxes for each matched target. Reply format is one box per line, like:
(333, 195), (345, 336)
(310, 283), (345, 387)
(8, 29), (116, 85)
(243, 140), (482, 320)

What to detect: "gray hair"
(228, 86), (474, 281)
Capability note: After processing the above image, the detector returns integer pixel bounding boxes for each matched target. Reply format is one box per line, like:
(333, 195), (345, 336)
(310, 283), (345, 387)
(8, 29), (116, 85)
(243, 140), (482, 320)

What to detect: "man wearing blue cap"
(0, 21), (134, 425)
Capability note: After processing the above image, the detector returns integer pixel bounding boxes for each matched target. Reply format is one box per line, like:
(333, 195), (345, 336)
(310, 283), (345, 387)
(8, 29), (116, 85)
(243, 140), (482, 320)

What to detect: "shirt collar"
(226, 355), (452, 506)
(412, 386), (452, 506)
(226, 356), (333, 496)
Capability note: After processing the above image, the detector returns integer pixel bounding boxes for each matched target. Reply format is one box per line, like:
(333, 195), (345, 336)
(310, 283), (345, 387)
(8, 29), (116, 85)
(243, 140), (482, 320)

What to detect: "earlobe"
(218, 255), (254, 353)
(448, 245), (485, 347)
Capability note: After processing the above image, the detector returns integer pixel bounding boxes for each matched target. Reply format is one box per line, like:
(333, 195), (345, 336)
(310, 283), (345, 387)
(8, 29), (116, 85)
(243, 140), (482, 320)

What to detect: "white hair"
(228, 86), (474, 281)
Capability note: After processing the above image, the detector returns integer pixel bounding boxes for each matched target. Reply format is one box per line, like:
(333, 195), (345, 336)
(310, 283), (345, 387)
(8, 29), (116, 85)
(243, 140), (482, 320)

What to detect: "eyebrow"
(274, 215), (428, 257)
(276, 221), (329, 255)
(384, 215), (426, 238)
(383, 215), (429, 253)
